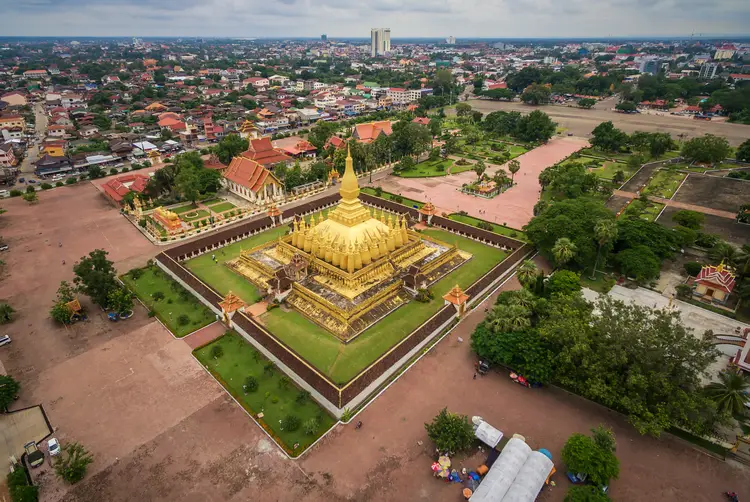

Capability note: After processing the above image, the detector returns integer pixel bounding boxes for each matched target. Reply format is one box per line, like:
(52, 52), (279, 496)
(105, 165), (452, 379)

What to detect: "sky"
(1, 0), (749, 38)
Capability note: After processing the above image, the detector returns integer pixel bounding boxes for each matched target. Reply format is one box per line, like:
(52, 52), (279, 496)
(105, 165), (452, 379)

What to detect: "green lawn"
(262, 229), (508, 384)
(588, 160), (631, 180)
(642, 170), (686, 199)
(447, 213), (528, 242)
(121, 266), (216, 337)
(184, 225), (289, 304)
(182, 209), (210, 222)
(622, 199), (665, 222)
(580, 271), (616, 294)
(397, 159), (455, 178)
(361, 187), (423, 209)
(208, 201), (236, 213)
(194, 332), (336, 456)
(171, 204), (199, 214)
(579, 148), (681, 163)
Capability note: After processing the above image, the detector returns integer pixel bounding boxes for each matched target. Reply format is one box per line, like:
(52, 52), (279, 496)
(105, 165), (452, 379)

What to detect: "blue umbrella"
(538, 448), (552, 460)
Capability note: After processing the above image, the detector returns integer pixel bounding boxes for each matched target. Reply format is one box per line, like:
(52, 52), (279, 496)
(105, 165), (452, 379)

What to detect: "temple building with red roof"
(693, 262), (736, 305)
(324, 135), (346, 151)
(239, 137), (291, 169)
(223, 156), (284, 204)
(351, 120), (393, 144)
(272, 136), (317, 158)
(102, 174), (150, 205)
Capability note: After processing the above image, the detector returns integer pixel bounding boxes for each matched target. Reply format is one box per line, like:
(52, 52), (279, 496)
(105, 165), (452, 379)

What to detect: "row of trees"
(481, 109), (557, 143)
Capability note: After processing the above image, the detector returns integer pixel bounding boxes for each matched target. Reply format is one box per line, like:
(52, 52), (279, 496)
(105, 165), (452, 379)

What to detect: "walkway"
(379, 136), (589, 230)
(182, 321), (225, 350)
(613, 190), (738, 219)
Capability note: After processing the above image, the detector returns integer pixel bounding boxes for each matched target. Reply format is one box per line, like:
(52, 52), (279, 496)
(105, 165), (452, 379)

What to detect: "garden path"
(613, 190), (738, 219)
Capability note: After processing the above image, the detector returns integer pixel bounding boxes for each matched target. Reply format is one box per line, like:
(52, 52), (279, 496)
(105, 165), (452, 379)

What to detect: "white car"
(47, 438), (61, 456)
(0, 335), (10, 347)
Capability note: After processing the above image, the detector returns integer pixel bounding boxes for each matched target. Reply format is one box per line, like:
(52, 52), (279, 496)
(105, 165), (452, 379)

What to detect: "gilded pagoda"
(230, 146), (470, 340)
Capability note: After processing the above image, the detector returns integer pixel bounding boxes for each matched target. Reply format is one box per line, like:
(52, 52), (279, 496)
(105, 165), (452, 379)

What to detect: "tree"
(473, 160), (486, 180)
(424, 408), (475, 453)
(546, 270), (581, 296)
(615, 218), (679, 260)
(517, 260), (538, 288)
(455, 102), (472, 117)
(53, 442), (93, 484)
(22, 192), (38, 204)
(709, 242), (738, 266)
(0, 374), (20, 411)
(705, 369), (750, 415)
(564, 485), (612, 502)
(615, 101), (637, 113)
(0, 303), (14, 324)
(590, 121), (628, 152)
(88, 165), (104, 179)
(520, 84), (551, 105)
(736, 138), (750, 163)
(107, 287), (133, 314)
(471, 323), (554, 384)
(73, 249), (118, 308)
(175, 167), (201, 205)
(487, 303), (532, 333)
(553, 237), (577, 267)
(672, 210), (704, 230)
(578, 98), (596, 109)
(514, 110), (556, 143)
(508, 159), (521, 184)
(561, 432), (620, 487)
(308, 120), (337, 150)
(215, 134), (248, 164)
(681, 134), (730, 165)
(591, 219), (618, 279)
(615, 245), (661, 281)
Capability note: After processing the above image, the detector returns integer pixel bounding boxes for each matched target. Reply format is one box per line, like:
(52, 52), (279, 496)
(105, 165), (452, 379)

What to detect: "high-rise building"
(639, 57), (662, 75)
(699, 62), (719, 79)
(370, 28), (391, 57)
(446, 36), (456, 45)
(321, 34), (327, 41)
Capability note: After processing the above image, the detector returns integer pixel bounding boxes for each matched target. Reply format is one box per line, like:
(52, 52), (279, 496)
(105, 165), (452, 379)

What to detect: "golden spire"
(339, 143), (360, 203)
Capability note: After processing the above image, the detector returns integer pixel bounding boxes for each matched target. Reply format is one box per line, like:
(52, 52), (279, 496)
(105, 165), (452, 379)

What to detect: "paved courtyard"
(377, 137), (588, 230)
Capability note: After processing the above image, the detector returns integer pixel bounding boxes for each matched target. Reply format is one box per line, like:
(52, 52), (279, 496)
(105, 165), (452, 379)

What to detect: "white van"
(0, 190), (9, 198)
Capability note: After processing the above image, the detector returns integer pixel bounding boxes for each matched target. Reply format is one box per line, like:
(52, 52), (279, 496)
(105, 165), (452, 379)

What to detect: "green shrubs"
(40, 183), (52, 190)
(9, 189), (22, 197)
(244, 376), (259, 393)
(56, 181), (64, 187)
(176, 314), (190, 326)
(684, 262), (702, 277)
(152, 291), (165, 301)
(210, 345), (224, 359)
(281, 414), (301, 432)
(65, 178), (77, 185)
(25, 185), (35, 193)
(303, 417), (320, 435)
(7, 465), (39, 502)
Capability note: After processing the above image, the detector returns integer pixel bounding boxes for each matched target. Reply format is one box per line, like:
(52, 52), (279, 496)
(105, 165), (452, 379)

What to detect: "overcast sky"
(1, 0), (749, 38)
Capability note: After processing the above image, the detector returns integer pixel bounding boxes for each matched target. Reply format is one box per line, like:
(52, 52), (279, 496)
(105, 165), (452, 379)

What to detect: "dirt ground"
(465, 100), (750, 147)
(672, 175), (750, 213)
(2, 182), (750, 502)
(658, 205), (750, 246)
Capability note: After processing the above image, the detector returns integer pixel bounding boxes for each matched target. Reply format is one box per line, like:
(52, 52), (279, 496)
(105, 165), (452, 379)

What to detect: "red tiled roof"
(696, 264), (736, 293)
(730, 74), (750, 80)
(412, 117), (430, 125)
(224, 157), (280, 193)
(102, 174), (150, 203)
(240, 137), (291, 167)
(272, 137), (317, 156)
(353, 121), (393, 143)
(325, 135), (346, 150)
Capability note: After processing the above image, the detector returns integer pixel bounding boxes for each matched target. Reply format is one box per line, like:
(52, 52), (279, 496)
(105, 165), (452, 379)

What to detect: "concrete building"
(446, 36), (456, 45)
(699, 62), (720, 79)
(639, 57), (662, 75)
(370, 28), (391, 57)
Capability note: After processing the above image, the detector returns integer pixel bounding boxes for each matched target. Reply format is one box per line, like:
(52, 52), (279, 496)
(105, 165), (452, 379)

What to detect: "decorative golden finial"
(339, 141), (360, 202)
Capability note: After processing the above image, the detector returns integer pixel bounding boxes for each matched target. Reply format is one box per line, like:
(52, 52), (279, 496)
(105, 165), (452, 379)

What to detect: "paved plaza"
(378, 136), (589, 230)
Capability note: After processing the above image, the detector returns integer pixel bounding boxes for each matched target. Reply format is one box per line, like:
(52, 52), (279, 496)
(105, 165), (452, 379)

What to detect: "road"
(18, 102), (48, 176)
(463, 99), (750, 146)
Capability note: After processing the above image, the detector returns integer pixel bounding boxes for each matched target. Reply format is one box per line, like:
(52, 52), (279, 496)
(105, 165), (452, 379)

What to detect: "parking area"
(0, 406), (51, 463)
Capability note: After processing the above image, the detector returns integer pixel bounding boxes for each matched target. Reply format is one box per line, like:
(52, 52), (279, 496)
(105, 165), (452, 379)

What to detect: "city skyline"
(1, 0), (748, 38)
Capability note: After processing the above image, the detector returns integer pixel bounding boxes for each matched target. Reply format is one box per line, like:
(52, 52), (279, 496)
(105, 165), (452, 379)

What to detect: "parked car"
(28, 179), (36, 184)
(0, 190), (9, 198)
(24, 442), (44, 468)
(0, 335), (11, 347)
(47, 438), (61, 457)
(0, 244), (8, 251)
(18, 177), (25, 183)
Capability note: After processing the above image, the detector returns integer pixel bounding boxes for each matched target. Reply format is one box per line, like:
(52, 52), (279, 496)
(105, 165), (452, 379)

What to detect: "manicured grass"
(641, 170), (686, 199)
(397, 159), (455, 178)
(621, 199), (665, 222)
(208, 201), (236, 213)
(181, 209), (210, 222)
(361, 187), (423, 209)
(588, 160), (631, 180)
(184, 225), (289, 304)
(171, 204), (199, 214)
(579, 148), (681, 163)
(262, 229), (508, 384)
(121, 266), (215, 337)
(201, 198), (221, 205)
(194, 332), (336, 456)
(580, 270), (616, 294)
(447, 213), (528, 242)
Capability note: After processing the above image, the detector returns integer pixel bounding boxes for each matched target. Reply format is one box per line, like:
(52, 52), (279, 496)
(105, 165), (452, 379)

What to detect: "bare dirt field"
(658, 205), (750, 246)
(672, 174), (750, 213)
(465, 100), (750, 147)
(2, 183), (749, 502)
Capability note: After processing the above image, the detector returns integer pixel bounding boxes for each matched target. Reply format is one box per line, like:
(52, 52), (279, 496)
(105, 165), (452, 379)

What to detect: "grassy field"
(171, 204), (199, 214)
(361, 187), (424, 209)
(184, 226), (289, 304)
(122, 266), (215, 337)
(580, 271), (616, 294)
(397, 159), (455, 178)
(587, 160), (631, 180)
(208, 201), (236, 213)
(580, 148), (680, 162)
(262, 229), (508, 384)
(194, 332), (336, 456)
(181, 209), (210, 222)
(642, 170), (686, 199)
(459, 141), (528, 163)
(447, 213), (528, 242)
(622, 199), (665, 222)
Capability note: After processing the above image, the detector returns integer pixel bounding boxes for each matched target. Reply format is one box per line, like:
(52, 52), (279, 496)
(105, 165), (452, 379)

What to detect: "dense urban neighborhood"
(1, 34), (750, 502)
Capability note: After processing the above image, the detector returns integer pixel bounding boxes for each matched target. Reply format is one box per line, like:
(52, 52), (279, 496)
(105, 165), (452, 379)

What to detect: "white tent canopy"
(475, 421), (504, 449)
(469, 438), (553, 502)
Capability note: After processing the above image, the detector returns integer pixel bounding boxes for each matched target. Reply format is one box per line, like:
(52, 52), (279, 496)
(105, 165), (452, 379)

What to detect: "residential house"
(47, 124), (69, 138)
(79, 125), (99, 138)
(244, 77), (270, 91)
(23, 69), (48, 79)
(34, 154), (73, 176)
(296, 108), (321, 124)
(0, 115), (26, 131)
(223, 156), (284, 204)
(324, 135), (346, 151)
(240, 137), (291, 169)
(0, 143), (16, 167)
(61, 93), (85, 109)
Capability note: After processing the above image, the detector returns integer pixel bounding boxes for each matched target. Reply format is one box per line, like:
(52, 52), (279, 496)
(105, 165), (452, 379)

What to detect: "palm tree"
(735, 244), (750, 277)
(552, 237), (577, 267)
(506, 288), (536, 310)
(487, 304), (531, 333)
(508, 159), (521, 185)
(710, 242), (738, 267)
(591, 220), (618, 279)
(705, 370), (750, 415)
(473, 160), (487, 180)
(517, 260), (538, 289)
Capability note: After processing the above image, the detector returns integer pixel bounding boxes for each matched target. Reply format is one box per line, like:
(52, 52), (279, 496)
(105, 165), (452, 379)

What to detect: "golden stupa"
(230, 145), (469, 341)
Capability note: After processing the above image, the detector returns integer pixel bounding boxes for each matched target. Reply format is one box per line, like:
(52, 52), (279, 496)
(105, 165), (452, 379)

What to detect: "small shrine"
(267, 204), (282, 225)
(694, 262), (736, 305)
(147, 149), (162, 164)
(238, 120), (261, 140)
(443, 284), (469, 317)
(418, 201), (439, 225)
(152, 206), (183, 234)
(219, 291), (245, 326)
